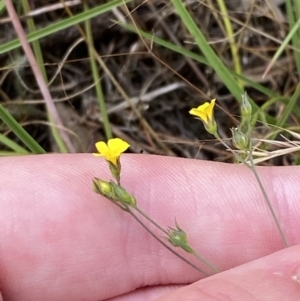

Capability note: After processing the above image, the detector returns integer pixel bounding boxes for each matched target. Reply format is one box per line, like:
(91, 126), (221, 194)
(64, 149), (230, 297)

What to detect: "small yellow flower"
(189, 99), (217, 135)
(94, 138), (130, 166)
(189, 99), (216, 123)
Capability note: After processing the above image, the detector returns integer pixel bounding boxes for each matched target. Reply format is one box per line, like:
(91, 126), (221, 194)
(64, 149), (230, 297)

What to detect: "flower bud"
(241, 92), (252, 120)
(93, 178), (116, 200)
(93, 178), (136, 207)
(110, 181), (137, 207)
(167, 222), (193, 253)
(231, 127), (249, 150)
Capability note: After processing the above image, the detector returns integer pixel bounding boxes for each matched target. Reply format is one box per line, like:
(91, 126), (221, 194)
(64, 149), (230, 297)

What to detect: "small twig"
(0, 0), (81, 24)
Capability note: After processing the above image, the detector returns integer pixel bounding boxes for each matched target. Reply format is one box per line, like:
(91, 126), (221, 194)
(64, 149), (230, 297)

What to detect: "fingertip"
(156, 244), (300, 301)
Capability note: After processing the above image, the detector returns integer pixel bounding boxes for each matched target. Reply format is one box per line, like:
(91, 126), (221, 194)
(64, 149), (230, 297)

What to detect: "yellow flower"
(189, 99), (216, 123)
(189, 99), (218, 135)
(94, 138), (130, 166)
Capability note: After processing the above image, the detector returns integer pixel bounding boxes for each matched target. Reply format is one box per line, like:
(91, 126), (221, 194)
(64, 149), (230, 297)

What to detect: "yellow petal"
(189, 99), (216, 123)
(107, 138), (130, 156)
(95, 141), (109, 156)
(94, 138), (130, 166)
(205, 99), (216, 121)
(107, 156), (118, 166)
(189, 108), (208, 122)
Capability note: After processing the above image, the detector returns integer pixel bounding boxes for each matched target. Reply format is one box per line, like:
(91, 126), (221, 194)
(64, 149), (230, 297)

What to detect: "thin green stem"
(133, 206), (169, 235)
(215, 133), (249, 166)
(133, 205), (219, 273)
(127, 207), (210, 276)
(191, 250), (219, 274)
(214, 133), (289, 247)
(248, 141), (289, 247)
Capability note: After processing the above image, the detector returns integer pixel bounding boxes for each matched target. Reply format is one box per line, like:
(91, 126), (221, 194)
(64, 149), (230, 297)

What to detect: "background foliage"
(0, 0), (299, 164)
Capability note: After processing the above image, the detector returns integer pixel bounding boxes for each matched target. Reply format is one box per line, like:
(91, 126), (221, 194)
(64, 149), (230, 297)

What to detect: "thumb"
(156, 244), (300, 300)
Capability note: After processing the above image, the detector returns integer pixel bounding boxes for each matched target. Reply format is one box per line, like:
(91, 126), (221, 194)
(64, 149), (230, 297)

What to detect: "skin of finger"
(155, 244), (300, 301)
(0, 154), (299, 301)
(107, 285), (183, 301)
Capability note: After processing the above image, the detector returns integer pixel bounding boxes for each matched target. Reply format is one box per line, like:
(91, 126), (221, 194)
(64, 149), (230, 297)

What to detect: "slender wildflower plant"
(189, 94), (288, 247)
(92, 92), (289, 279)
(92, 137), (219, 276)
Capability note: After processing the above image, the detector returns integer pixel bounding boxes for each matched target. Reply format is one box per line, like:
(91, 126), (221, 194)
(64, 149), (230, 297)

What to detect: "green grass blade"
(84, 2), (112, 139)
(261, 84), (300, 142)
(118, 22), (279, 100)
(0, 0), (5, 12)
(0, 0), (133, 54)
(48, 114), (68, 153)
(286, 0), (300, 78)
(171, 0), (243, 100)
(117, 22), (283, 125)
(0, 133), (29, 154)
(263, 16), (300, 78)
(276, 82), (300, 128)
(216, 0), (243, 88)
(0, 151), (26, 156)
(0, 104), (45, 153)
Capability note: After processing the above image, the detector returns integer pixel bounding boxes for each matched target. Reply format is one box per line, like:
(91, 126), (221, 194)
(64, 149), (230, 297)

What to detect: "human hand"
(0, 154), (299, 300)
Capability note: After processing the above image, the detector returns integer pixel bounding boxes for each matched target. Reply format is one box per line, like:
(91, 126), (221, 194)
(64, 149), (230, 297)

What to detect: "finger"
(155, 244), (300, 301)
(0, 155), (299, 301)
(107, 285), (183, 301)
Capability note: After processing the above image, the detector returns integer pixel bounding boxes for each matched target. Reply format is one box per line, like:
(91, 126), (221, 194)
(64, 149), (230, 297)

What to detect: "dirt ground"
(0, 1), (296, 164)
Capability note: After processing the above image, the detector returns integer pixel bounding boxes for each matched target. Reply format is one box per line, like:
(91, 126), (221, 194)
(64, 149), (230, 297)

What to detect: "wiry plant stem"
(248, 141), (289, 247)
(215, 134), (289, 247)
(127, 207), (210, 276)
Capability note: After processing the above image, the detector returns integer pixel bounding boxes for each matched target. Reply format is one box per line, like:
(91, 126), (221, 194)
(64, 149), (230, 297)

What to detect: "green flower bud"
(110, 181), (137, 207)
(93, 178), (136, 207)
(231, 127), (249, 150)
(167, 222), (193, 253)
(93, 178), (116, 199)
(241, 92), (252, 120)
